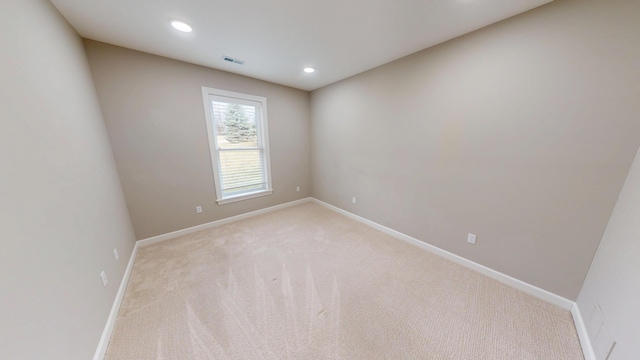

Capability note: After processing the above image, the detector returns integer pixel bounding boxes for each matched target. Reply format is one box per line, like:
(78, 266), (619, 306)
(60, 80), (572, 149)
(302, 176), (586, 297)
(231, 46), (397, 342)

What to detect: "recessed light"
(170, 20), (192, 33)
(304, 67), (316, 73)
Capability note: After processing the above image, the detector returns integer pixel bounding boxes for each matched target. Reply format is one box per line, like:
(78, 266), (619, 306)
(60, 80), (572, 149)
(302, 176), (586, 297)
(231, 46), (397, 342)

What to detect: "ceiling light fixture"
(170, 20), (192, 33)
(304, 67), (316, 73)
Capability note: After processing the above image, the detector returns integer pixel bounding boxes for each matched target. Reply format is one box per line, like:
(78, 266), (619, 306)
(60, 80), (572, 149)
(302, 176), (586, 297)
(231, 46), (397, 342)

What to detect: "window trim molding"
(201, 87), (273, 205)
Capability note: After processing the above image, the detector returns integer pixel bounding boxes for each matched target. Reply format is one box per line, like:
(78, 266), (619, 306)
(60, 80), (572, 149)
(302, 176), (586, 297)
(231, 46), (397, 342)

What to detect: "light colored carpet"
(105, 202), (584, 359)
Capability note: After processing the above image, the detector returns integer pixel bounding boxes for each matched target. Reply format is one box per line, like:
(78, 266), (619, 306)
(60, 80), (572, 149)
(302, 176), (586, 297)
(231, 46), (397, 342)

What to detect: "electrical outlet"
(113, 248), (119, 261)
(352, 197), (356, 204)
(196, 206), (202, 214)
(296, 186), (300, 192)
(467, 233), (477, 245)
(100, 271), (108, 287)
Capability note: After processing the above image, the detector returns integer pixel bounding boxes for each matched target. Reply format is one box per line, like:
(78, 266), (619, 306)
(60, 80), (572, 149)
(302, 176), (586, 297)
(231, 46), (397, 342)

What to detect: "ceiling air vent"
(222, 55), (245, 65)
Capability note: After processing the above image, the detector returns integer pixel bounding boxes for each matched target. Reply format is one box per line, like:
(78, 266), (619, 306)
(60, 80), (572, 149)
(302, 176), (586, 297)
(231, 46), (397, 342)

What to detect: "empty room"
(2, 0), (639, 359)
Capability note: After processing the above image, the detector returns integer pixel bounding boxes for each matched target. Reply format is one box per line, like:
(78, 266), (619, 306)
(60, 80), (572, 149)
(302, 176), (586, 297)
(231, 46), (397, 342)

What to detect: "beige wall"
(0, 1), (137, 359)
(577, 147), (640, 359)
(84, 41), (311, 240)
(310, 0), (640, 300)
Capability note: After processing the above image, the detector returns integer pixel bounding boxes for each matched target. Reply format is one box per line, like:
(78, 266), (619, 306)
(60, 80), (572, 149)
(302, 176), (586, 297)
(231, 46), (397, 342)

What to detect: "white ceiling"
(50, 0), (552, 91)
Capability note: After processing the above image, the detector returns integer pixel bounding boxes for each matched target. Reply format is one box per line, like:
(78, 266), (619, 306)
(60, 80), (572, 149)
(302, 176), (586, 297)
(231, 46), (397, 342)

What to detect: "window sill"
(216, 189), (273, 205)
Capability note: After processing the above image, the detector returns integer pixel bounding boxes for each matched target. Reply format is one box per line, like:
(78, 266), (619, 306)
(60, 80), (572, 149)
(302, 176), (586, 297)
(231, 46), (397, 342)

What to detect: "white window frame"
(201, 87), (273, 205)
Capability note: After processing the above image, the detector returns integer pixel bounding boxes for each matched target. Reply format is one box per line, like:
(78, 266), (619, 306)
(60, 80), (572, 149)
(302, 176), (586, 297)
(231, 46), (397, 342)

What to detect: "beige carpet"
(105, 202), (584, 359)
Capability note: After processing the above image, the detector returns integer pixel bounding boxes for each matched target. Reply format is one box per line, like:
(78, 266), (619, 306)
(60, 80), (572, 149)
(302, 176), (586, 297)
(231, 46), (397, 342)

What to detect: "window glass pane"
(203, 87), (271, 203)
(219, 149), (266, 196)
(212, 101), (258, 149)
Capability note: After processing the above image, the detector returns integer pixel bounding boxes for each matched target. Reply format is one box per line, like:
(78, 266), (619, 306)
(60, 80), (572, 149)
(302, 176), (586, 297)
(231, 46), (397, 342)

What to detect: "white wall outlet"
(113, 248), (119, 261)
(296, 186), (300, 192)
(196, 206), (202, 214)
(467, 233), (477, 245)
(352, 197), (356, 204)
(100, 271), (108, 287)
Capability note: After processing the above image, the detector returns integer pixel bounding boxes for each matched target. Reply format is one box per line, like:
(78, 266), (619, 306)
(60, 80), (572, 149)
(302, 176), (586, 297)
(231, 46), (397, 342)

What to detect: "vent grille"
(222, 55), (245, 65)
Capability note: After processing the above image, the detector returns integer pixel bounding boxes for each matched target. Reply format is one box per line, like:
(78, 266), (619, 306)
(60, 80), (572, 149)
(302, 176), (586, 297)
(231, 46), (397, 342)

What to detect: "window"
(201, 87), (272, 205)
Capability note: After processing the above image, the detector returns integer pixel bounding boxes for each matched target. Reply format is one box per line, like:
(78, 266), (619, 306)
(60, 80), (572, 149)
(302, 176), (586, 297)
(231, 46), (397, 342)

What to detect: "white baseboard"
(311, 198), (601, 356)
(93, 243), (139, 360)
(310, 198), (574, 310)
(93, 197), (312, 359)
(137, 197), (312, 247)
(315, 197), (599, 358)
(572, 304), (597, 360)
(95, 196), (594, 359)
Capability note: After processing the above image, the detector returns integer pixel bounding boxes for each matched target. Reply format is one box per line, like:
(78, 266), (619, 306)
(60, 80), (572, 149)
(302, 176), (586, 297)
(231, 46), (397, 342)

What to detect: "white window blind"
(202, 88), (272, 204)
